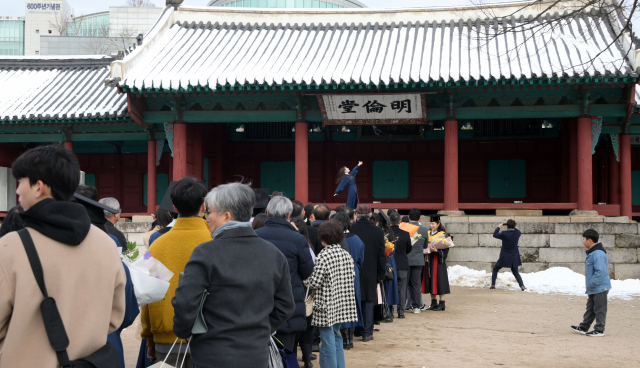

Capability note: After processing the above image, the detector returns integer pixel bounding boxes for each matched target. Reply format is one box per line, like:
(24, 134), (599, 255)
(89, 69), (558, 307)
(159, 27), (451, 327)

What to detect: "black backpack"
(18, 229), (120, 368)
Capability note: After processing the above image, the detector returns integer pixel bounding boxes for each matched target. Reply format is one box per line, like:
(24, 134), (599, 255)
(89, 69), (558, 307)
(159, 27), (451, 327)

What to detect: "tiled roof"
(111, 6), (638, 92)
(0, 56), (128, 122)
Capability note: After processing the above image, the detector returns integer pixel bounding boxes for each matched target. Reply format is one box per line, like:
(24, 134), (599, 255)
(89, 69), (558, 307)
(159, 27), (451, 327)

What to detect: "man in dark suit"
(351, 205), (386, 342)
(491, 219), (526, 291)
(389, 212), (412, 319)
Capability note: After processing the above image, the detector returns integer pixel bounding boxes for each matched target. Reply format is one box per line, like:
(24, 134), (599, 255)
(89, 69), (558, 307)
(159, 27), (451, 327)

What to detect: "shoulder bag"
(384, 260), (394, 281)
(18, 229), (120, 368)
(373, 282), (392, 322)
(304, 287), (314, 317)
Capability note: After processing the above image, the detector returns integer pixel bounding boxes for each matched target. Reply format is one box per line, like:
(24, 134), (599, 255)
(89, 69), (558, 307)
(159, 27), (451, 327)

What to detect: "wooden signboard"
(317, 94), (427, 126)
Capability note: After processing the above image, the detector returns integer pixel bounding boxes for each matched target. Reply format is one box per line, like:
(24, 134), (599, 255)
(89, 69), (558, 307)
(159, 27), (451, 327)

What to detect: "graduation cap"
(426, 214), (447, 223)
(159, 181), (178, 216)
(376, 208), (391, 226)
(73, 193), (119, 225)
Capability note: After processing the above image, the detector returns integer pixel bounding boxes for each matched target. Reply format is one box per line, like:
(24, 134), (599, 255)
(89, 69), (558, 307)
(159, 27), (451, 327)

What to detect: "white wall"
(24, 0), (72, 55)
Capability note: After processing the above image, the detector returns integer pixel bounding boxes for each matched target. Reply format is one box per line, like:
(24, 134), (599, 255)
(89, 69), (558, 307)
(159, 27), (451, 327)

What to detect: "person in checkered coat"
(304, 220), (358, 368)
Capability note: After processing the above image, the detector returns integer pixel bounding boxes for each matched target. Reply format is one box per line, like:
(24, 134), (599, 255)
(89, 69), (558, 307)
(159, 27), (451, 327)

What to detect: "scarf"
(213, 220), (253, 239)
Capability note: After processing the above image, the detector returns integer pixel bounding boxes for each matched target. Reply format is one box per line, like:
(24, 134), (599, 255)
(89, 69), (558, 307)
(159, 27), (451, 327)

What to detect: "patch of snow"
(448, 265), (640, 300)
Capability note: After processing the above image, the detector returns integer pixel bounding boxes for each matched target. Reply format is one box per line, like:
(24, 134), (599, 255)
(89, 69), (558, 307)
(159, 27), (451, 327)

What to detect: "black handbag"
(373, 283), (392, 322)
(18, 229), (120, 368)
(384, 260), (394, 281)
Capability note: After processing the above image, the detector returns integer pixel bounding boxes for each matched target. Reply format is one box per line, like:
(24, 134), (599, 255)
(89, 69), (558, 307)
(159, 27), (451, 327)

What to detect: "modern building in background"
(7, 0), (163, 56)
(0, 17), (25, 55)
(40, 7), (163, 56)
(209, 0), (366, 7)
(24, 0), (73, 55)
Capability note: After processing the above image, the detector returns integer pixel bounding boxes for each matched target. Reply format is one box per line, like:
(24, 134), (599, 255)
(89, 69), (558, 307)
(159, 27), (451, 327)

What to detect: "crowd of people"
(0, 148), (613, 368)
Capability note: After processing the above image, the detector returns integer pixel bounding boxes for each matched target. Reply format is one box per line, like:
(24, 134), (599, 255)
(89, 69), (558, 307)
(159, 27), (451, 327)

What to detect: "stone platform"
(116, 219), (640, 280)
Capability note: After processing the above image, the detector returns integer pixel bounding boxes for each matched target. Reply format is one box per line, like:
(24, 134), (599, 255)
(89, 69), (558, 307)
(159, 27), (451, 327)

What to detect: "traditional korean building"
(3, 1), (640, 219)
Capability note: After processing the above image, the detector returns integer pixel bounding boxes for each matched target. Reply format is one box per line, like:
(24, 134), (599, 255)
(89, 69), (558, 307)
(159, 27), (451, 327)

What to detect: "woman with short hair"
(304, 221), (358, 368)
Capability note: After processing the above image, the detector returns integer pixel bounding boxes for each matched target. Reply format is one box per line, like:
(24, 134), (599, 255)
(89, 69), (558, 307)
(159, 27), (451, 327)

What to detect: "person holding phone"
(490, 219), (526, 291)
(334, 161), (363, 210)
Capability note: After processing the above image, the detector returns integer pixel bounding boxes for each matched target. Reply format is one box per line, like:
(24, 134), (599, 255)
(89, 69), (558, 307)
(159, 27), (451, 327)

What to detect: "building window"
(35, 51), (39, 54)
(48, 30), (52, 34)
(36, 29), (39, 33)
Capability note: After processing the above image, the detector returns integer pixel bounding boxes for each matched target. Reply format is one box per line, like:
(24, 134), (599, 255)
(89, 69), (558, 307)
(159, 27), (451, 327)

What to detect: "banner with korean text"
(317, 94), (427, 125)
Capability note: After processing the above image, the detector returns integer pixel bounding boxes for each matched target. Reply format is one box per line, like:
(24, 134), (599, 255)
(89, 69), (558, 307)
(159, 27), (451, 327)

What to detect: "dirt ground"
(122, 286), (640, 368)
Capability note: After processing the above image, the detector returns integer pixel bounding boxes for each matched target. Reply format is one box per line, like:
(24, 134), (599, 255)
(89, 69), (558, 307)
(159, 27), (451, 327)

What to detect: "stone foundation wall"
(439, 222), (640, 280)
(115, 221), (640, 280)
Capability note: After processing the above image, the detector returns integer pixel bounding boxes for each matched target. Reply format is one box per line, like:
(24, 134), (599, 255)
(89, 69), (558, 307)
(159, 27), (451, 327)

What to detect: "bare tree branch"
(124, 0), (156, 7)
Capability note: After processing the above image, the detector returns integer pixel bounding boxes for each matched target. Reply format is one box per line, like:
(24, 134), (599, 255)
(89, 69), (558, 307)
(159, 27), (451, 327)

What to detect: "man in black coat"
(308, 204), (330, 255)
(491, 219), (526, 291)
(255, 196), (315, 351)
(389, 212), (412, 319)
(173, 182), (295, 368)
(351, 205), (385, 342)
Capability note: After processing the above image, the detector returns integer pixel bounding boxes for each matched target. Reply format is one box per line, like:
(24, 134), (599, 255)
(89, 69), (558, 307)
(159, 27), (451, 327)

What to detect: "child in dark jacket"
(571, 229), (612, 337)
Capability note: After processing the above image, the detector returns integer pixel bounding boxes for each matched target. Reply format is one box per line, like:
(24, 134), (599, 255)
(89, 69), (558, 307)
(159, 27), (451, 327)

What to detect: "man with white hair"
(255, 196), (315, 351)
(99, 197), (127, 248)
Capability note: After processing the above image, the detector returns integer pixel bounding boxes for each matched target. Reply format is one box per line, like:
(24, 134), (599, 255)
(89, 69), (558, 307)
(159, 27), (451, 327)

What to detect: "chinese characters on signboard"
(319, 94), (426, 125)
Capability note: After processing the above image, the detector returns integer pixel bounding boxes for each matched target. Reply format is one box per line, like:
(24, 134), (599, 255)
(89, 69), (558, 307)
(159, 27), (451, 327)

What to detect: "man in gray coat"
(406, 208), (431, 313)
(173, 183), (295, 368)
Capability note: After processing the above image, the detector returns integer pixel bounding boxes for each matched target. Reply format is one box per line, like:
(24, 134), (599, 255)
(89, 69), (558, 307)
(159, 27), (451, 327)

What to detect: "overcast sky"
(3, 0), (474, 17)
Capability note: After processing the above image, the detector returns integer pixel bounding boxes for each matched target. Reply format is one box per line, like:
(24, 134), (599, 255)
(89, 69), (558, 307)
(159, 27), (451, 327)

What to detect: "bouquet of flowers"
(384, 236), (395, 257)
(399, 222), (423, 245)
(121, 252), (174, 307)
(425, 233), (455, 254)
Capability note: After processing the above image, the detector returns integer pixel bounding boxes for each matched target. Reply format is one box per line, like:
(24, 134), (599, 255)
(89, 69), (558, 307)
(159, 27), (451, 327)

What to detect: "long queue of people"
(0, 144), (455, 368)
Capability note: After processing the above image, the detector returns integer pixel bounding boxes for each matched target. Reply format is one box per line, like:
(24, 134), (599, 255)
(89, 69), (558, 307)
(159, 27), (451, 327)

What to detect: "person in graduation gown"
(424, 215), (451, 311)
(334, 161), (363, 210)
(333, 213), (365, 350)
(375, 211), (399, 322)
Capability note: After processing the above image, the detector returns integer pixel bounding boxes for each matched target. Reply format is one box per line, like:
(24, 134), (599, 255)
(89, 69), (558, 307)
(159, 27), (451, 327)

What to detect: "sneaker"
(571, 326), (588, 335)
(420, 304), (430, 311)
(404, 305), (412, 311)
(521, 286), (526, 291)
(586, 330), (605, 337)
(413, 308), (421, 314)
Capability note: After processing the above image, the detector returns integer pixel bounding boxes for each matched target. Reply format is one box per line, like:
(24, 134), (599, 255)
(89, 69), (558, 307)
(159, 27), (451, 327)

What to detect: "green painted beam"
(143, 111), (299, 123)
(601, 126), (640, 134)
(306, 110), (322, 123)
(0, 132), (166, 143)
(448, 104), (627, 120)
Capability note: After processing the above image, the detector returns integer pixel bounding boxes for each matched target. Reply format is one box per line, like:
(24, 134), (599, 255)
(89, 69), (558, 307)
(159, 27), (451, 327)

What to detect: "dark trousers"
(294, 316), (314, 365)
(354, 301), (374, 337)
(408, 266), (424, 308)
(397, 269), (409, 316)
(491, 266), (524, 287)
(275, 331), (297, 351)
(580, 290), (608, 332)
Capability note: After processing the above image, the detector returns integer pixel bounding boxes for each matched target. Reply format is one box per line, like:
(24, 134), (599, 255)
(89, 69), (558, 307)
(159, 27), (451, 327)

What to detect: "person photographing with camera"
(490, 219), (526, 291)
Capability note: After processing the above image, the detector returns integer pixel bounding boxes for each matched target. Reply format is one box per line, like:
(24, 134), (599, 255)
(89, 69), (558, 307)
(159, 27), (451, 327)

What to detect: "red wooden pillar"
(147, 140), (157, 215)
(295, 120), (309, 204)
(443, 119), (459, 211)
(214, 124), (224, 186)
(609, 147), (620, 205)
(620, 134), (632, 218)
(577, 116), (593, 211)
(64, 141), (73, 151)
(194, 124), (203, 181)
(173, 122), (187, 181)
(569, 118), (578, 203)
